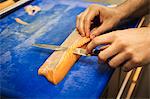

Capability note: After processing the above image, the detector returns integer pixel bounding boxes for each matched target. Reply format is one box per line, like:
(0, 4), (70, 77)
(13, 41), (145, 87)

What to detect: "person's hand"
(76, 4), (123, 38)
(86, 27), (150, 72)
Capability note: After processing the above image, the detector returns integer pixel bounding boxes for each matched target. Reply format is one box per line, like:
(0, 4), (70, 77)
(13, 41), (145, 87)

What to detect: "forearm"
(116, 0), (149, 19)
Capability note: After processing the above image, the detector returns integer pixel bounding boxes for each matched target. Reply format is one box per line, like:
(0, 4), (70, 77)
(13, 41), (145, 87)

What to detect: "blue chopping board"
(0, 0), (140, 98)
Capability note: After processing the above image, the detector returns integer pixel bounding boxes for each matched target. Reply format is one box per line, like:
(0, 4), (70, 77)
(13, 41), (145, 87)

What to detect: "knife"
(32, 44), (101, 56)
(32, 44), (67, 51)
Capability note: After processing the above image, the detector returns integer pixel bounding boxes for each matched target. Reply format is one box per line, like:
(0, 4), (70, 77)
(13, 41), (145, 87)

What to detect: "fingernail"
(81, 34), (84, 37)
(92, 35), (96, 38)
(87, 33), (90, 38)
(90, 35), (95, 39)
(86, 35), (90, 38)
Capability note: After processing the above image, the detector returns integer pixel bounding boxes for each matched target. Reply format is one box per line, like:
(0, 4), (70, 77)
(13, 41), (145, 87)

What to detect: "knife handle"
(91, 45), (109, 56)
(91, 49), (101, 56)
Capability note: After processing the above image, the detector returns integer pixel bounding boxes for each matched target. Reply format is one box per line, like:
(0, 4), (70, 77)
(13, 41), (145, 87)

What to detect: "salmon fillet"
(38, 32), (90, 85)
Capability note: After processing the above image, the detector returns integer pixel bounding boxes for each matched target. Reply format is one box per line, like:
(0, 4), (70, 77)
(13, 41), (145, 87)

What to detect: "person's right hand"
(76, 4), (123, 39)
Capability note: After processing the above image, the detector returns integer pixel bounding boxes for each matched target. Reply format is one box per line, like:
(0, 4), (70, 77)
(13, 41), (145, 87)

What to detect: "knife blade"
(32, 44), (67, 51)
(32, 44), (100, 56)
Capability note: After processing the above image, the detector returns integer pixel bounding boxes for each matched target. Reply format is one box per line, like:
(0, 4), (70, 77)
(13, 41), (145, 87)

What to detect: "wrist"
(110, 7), (128, 22)
(113, 6), (130, 20)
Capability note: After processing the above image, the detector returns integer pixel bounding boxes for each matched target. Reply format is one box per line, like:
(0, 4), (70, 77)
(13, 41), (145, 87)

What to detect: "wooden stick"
(126, 67), (142, 98)
(116, 17), (145, 99)
(116, 70), (133, 99)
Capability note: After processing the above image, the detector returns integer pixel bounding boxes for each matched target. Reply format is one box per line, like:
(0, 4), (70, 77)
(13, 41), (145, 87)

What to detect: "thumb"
(90, 21), (113, 39)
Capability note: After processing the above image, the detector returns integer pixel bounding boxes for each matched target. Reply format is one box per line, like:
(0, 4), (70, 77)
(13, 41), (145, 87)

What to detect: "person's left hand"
(86, 27), (150, 71)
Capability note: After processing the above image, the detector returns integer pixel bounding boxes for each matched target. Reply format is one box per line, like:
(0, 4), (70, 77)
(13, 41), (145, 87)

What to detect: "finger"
(79, 9), (89, 36)
(122, 60), (135, 72)
(109, 52), (130, 68)
(98, 42), (122, 61)
(84, 10), (97, 37)
(86, 33), (114, 53)
(90, 21), (113, 39)
(90, 27), (97, 39)
(76, 13), (82, 35)
(99, 45), (110, 50)
(76, 14), (80, 32)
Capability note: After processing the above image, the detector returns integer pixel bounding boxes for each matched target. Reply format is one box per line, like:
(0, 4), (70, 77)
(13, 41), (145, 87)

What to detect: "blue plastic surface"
(0, 0), (140, 98)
